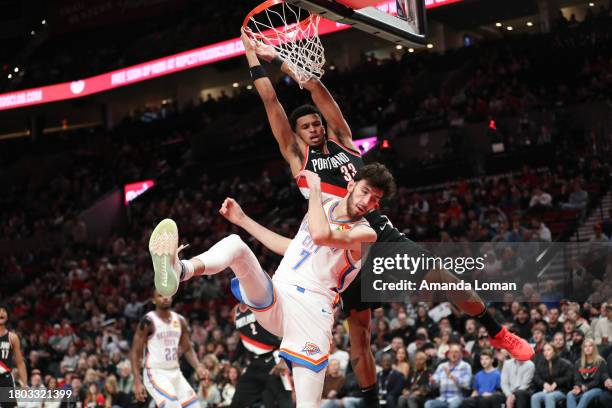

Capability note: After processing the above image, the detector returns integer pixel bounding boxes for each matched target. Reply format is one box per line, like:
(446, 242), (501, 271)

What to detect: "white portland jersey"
(274, 199), (372, 301)
(145, 311), (182, 370)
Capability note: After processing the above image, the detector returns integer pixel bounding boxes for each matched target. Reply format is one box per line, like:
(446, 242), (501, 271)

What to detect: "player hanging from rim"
(0, 305), (27, 408)
(130, 291), (208, 408)
(239, 28), (534, 407)
(148, 164), (396, 408)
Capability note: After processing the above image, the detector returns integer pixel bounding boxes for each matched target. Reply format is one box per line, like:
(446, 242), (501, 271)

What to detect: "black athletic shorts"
(341, 210), (426, 313)
(0, 372), (17, 408)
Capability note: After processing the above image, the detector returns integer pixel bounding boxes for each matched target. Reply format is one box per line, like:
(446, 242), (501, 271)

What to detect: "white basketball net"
(246, 2), (325, 87)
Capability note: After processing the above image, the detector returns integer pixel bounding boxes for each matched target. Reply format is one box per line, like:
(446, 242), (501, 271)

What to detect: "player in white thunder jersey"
(148, 163), (396, 408)
(130, 291), (208, 408)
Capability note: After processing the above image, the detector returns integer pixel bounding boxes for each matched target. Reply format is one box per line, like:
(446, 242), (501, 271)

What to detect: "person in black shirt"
(378, 353), (405, 408)
(546, 309), (563, 337)
(513, 307), (532, 340)
(566, 339), (609, 408)
(552, 332), (577, 363)
(398, 351), (432, 408)
(0, 305), (27, 408)
(597, 352), (612, 406)
(530, 343), (573, 408)
(230, 304), (292, 408)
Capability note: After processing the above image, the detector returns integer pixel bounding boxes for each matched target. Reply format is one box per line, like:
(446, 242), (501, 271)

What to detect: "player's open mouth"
(356, 205), (366, 213)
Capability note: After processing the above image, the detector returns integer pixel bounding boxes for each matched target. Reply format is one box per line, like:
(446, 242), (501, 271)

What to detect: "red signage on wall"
(124, 180), (154, 204)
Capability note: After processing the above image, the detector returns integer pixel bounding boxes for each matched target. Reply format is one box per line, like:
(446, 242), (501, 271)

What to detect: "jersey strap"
(329, 139), (362, 157)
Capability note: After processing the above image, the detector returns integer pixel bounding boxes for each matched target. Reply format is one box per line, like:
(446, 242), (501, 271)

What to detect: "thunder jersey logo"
(301, 342), (321, 356)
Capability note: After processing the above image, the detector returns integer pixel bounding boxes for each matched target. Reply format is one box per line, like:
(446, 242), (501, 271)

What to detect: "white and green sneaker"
(149, 219), (182, 297)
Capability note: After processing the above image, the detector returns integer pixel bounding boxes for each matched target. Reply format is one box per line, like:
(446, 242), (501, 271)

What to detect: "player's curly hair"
(353, 162), (396, 199)
(289, 104), (321, 131)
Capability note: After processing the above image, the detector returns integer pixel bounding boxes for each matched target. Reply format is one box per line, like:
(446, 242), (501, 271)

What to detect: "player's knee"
(226, 233), (244, 246)
(225, 233), (249, 255)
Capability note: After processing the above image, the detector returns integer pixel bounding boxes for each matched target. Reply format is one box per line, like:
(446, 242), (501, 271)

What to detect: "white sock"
(180, 260), (195, 281)
(192, 235), (272, 307)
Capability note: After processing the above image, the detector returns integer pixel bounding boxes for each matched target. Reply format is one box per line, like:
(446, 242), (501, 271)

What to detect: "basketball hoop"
(243, 0), (326, 87)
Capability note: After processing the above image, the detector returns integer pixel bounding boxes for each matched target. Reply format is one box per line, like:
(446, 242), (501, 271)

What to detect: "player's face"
(153, 292), (172, 310)
(0, 308), (7, 325)
(346, 180), (383, 218)
(295, 114), (325, 147)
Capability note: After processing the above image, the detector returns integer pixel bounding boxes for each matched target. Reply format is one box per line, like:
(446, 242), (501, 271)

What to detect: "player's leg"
(0, 373), (18, 408)
(425, 267), (534, 361)
(373, 220), (533, 362)
(142, 367), (179, 408)
(346, 308), (380, 408)
(229, 361), (267, 408)
(340, 274), (380, 408)
(182, 233), (283, 336)
(262, 373), (293, 408)
(174, 372), (198, 408)
(292, 364), (326, 408)
(182, 234), (273, 309)
(149, 218), (272, 308)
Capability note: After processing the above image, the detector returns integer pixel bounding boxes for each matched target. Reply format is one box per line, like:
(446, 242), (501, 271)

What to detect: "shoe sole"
(149, 218), (179, 297)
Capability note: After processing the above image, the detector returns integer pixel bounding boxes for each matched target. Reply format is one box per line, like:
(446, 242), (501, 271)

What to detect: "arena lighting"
(41, 19), (46, 25)
(329, 64), (336, 70)
(589, 2), (594, 6)
(232, 82), (239, 88)
(353, 136), (378, 153)
(427, 43), (434, 48)
(14, 67), (18, 73)
(7, 74), (12, 79)
(124, 180), (155, 204)
(408, 48), (415, 53)
(395, 44), (403, 49)
(31, 30), (36, 35)
(246, 84), (253, 90)
(0, 0), (461, 111)
(526, 21), (534, 27)
(495, 22), (502, 27)
(381, 139), (391, 149)
(507, 26), (513, 31)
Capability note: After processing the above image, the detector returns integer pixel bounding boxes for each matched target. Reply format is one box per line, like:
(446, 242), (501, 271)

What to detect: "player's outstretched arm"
(302, 171), (376, 251)
(219, 197), (291, 256)
(131, 316), (151, 402)
(241, 30), (303, 175)
(302, 78), (358, 151)
(9, 332), (27, 387)
(179, 317), (208, 380)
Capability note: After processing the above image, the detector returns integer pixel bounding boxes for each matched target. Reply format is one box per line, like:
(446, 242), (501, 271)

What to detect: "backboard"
(285, 0), (427, 47)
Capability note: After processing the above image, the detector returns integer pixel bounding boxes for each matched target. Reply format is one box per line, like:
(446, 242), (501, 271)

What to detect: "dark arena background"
(1, 1), (612, 407)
